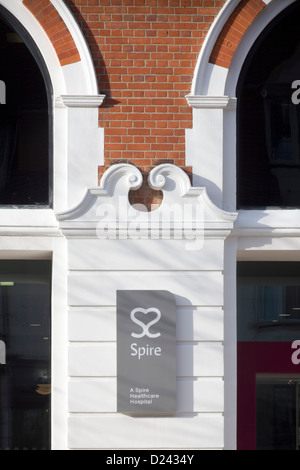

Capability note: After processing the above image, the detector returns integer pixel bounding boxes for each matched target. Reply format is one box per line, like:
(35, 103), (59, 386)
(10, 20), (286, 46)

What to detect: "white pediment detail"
(56, 163), (237, 241)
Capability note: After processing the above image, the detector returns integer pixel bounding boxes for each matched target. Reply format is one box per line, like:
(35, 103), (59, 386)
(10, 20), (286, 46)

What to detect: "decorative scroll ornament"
(56, 163), (237, 246)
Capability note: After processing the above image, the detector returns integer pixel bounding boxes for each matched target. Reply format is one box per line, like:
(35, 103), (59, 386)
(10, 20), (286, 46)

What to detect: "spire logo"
(130, 307), (161, 339)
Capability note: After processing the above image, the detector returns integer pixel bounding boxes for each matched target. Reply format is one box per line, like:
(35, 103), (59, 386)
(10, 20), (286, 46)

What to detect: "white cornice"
(232, 209), (300, 238)
(0, 208), (59, 237)
(185, 94), (237, 109)
(55, 94), (106, 108)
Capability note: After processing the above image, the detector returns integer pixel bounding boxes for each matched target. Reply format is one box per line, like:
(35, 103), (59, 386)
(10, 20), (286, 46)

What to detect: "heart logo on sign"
(130, 307), (161, 339)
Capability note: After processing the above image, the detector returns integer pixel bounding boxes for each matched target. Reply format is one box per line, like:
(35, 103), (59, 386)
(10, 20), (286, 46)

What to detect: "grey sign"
(117, 290), (177, 414)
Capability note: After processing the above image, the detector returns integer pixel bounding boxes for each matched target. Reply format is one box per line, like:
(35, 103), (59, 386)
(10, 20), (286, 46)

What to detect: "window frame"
(263, 87), (300, 167)
(0, 6), (53, 209)
(0, 259), (52, 450)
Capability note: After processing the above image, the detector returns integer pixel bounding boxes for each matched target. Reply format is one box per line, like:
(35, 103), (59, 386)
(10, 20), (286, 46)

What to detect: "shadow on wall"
(64, 0), (118, 108)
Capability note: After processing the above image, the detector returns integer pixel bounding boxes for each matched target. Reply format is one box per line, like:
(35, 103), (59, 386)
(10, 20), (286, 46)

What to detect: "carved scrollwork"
(57, 163), (237, 241)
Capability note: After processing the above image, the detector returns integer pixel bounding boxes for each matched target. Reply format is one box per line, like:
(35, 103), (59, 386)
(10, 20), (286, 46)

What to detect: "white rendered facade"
(0, 0), (298, 450)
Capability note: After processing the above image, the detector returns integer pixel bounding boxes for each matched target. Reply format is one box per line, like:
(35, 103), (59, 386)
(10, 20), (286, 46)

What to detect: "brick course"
(209, 0), (266, 68)
(64, 0), (225, 206)
(24, 0), (81, 66)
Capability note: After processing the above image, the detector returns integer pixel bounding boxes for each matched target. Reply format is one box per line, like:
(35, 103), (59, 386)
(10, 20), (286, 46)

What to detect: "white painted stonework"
(184, 0), (299, 450)
(186, 0), (298, 212)
(57, 163), (236, 450)
(0, 0), (298, 451)
(0, 0), (104, 450)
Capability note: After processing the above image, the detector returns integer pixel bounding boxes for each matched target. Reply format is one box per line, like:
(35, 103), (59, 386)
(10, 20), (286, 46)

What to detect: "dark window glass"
(238, 263), (300, 450)
(256, 378), (299, 451)
(0, 261), (51, 450)
(237, 3), (300, 208)
(237, 262), (300, 342)
(0, 10), (52, 207)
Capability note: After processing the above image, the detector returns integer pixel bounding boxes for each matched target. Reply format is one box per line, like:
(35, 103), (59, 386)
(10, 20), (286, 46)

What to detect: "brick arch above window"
(209, 0), (267, 70)
(23, 0), (80, 67)
(0, 0), (105, 209)
(187, 0), (297, 100)
(185, 0), (298, 212)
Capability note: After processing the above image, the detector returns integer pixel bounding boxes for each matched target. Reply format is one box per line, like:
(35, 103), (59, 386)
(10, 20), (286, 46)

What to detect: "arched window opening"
(237, 3), (300, 209)
(0, 8), (52, 207)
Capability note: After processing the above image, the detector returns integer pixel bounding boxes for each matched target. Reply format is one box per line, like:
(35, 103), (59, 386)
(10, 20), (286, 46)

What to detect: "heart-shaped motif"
(130, 307), (161, 339)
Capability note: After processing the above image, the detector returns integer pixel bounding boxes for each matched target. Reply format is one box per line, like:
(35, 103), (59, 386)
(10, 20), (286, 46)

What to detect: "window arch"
(0, 6), (52, 207)
(237, 2), (300, 209)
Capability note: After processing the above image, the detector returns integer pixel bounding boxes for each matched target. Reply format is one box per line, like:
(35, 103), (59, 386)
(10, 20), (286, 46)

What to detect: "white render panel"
(67, 107), (104, 207)
(68, 343), (116, 377)
(68, 378), (224, 413)
(68, 307), (223, 342)
(68, 238), (224, 271)
(177, 307), (224, 342)
(68, 271), (224, 307)
(68, 307), (116, 342)
(69, 379), (116, 412)
(60, 164), (235, 449)
(177, 378), (224, 413)
(69, 343), (223, 378)
(204, 63), (229, 96)
(68, 414), (224, 449)
(177, 343), (223, 377)
(186, 108), (224, 208)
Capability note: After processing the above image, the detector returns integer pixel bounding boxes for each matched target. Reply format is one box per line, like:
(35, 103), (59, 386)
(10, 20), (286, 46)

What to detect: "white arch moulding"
(185, 0), (299, 450)
(185, 0), (297, 212)
(0, 0), (105, 211)
(0, 2), (106, 450)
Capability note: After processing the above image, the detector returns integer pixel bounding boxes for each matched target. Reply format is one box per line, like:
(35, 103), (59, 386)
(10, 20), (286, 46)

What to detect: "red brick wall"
(64, 0), (225, 204)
